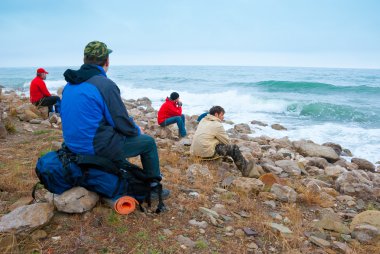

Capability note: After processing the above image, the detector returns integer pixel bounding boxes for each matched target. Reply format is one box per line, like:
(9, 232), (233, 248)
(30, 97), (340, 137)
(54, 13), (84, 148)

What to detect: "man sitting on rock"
(61, 41), (169, 199)
(157, 92), (187, 138)
(190, 106), (253, 176)
(30, 68), (61, 117)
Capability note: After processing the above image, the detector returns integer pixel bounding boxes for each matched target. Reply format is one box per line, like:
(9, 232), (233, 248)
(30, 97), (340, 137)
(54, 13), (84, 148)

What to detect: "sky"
(0, 0), (379, 68)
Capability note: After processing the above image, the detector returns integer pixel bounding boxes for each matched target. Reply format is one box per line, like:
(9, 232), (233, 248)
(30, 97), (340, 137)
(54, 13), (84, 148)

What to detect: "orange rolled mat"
(113, 196), (139, 215)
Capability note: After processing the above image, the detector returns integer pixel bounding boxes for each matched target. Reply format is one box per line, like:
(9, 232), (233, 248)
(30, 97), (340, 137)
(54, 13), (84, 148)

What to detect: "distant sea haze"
(1, 65), (379, 163)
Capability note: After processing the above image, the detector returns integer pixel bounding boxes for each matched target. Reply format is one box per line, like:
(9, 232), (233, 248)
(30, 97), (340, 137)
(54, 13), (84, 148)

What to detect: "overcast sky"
(0, 0), (379, 68)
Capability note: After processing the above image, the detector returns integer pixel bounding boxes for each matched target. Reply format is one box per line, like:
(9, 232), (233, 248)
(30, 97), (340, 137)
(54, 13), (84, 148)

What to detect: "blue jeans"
(160, 114), (187, 137)
(119, 134), (161, 181)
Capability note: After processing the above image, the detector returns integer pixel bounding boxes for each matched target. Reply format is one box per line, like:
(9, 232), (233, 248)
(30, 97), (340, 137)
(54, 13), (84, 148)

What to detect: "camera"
(177, 101), (183, 107)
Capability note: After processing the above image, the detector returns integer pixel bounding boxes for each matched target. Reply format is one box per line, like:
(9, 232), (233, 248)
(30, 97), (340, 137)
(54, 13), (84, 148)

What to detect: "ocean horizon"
(1, 65), (379, 164)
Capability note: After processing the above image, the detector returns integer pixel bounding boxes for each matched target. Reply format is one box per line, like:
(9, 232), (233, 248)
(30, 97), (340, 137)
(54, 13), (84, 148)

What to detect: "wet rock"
(54, 187), (99, 213)
(274, 160), (301, 176)
(351, 158), (375, 172)
(271, 123), (287, 131)
(0, 203), (54, 233)
(270, 183), (297, 203)
(234, 123), (252, 134)
(251, 120), (268, 127)
(293, 140), (339, 162)
(322, 142), (342, 155)
(231, 177), (264, 194)
(342, 148), (353, 157)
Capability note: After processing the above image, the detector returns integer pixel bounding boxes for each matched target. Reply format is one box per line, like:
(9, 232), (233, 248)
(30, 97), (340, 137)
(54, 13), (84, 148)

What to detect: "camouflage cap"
(84, 41), (113, 60)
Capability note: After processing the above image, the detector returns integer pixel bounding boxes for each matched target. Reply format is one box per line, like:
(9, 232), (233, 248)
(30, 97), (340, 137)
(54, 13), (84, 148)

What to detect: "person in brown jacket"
(190, 106), (253, 176)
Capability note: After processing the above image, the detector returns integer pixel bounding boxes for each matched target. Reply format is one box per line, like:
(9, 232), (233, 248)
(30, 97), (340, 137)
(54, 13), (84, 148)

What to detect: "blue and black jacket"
(61, 64), (140, 161)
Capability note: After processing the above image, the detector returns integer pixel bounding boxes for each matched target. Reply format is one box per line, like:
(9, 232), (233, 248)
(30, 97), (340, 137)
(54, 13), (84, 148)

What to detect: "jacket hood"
(63, 64), (105, 84)
(204, 114), (221, 122)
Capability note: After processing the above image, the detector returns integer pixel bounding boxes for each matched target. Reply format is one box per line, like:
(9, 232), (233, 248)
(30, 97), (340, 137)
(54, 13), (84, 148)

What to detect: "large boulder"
(0, 203), (54, 233)
(274, 160), (301, 176)
(351, 158), (376, 172)
(270, 183), (297, 203)
(53, 187), (99, 213)
(293, 140), (339, 162)
(231, 177), (264, 194)
(335, 170), (376, 199)
(350, 210), (380, 231)
(234, 123), (252, 134)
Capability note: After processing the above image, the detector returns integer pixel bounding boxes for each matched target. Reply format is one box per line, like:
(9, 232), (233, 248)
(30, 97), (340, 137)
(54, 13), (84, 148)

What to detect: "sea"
(0, 65), (379, 164)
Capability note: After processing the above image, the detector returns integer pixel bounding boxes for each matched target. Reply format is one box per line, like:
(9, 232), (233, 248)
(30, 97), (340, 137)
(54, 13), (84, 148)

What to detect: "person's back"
(62, 65), (138, 159)
(191, 114), (229, 157)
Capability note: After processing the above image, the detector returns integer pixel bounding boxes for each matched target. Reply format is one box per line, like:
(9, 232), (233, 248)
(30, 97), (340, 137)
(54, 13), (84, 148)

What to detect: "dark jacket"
(61, 64), (140, 160)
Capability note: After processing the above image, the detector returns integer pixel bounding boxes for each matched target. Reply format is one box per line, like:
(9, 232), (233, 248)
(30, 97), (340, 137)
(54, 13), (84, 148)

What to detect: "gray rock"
(293, 140), (339, 162)
(186, 164), (213, 183)
(29, 119), (42, 124)
(351, 224), (380, 244)
(304, 157), (329, 169)
(268, 223), (292, 235)
(177, 235), (196, 248)
(322, 142), (342, 155)
(271, 123), (287, 131)
(351, 158), (376, 172)
(309, 236), (331, 248)
(234, 123), (252, 134)
(313, 212), (350, 234)
(231, 177), (264, 194)
(251, 120), (268, 127)
(199, 207), (220, 219)
(270, 183), (297, 203)
(350, 210), (380, 231)
(261, 163), (283, 175)
(332, 241), (353, 254)
(0, 203), (54, 233)
(274, 160), (301, 176)
(335, 170), (374, 199)
(54, 187), (99, 213)
(325, 165), (346, 178)
(189, 219), (208, 228)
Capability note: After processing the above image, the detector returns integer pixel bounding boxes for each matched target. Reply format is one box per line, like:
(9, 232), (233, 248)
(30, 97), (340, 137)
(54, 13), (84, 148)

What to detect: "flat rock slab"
(0, 203), (54, 233)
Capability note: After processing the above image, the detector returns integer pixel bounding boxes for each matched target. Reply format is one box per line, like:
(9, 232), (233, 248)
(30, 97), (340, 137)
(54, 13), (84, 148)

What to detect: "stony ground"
(0, 92), (380, 254)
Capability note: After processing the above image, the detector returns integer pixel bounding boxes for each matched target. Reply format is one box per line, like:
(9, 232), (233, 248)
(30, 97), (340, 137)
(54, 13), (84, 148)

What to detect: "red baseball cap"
(36, 68), (49, 74)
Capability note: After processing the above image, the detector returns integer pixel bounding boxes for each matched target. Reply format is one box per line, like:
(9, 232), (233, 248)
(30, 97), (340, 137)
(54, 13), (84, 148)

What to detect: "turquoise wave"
(253, 80), (380, 95)
(287, 102), (379, 124)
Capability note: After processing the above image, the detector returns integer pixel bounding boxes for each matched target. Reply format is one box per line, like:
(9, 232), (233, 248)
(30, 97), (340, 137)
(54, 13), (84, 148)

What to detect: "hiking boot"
(241, 159), (254, 177)
(150, 188), (170, 200)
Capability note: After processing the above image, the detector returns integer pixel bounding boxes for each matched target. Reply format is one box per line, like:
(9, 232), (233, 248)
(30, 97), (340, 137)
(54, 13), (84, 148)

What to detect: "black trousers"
(33, 96), (61, 113)
(215, 144), (247, 173)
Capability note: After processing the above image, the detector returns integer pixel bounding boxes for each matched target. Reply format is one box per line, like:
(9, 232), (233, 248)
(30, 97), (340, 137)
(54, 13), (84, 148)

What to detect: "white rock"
(0, 203), (54, 233)
(54, 187), (99, 213)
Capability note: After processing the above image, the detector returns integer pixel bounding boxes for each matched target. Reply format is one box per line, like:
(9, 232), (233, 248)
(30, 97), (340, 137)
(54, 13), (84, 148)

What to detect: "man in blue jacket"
(61, 41), (168, 198)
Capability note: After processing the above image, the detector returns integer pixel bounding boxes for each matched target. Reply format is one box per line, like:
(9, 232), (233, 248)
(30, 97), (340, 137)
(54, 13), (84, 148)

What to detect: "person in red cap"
(30, 68), (60, 116)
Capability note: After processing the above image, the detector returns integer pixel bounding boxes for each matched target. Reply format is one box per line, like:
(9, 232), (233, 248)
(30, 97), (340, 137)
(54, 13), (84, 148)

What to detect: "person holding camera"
(157, 92), (187, 138)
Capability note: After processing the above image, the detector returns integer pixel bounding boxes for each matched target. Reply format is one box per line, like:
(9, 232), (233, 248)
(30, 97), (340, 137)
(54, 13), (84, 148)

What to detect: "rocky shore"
(0, 91), (379, 253)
